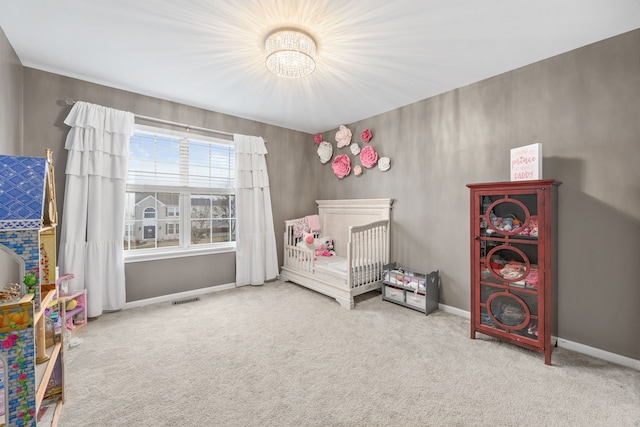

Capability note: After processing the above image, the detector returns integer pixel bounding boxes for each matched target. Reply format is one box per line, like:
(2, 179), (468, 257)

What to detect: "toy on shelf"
(0, 284), (21, 304)
(58, 274), (87, 342)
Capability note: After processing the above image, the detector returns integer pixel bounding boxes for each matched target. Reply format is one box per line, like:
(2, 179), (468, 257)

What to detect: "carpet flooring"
(58, 280), (640, 426)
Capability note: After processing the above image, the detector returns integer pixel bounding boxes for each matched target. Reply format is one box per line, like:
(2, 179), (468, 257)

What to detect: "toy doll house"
(0, 150), (63, 426)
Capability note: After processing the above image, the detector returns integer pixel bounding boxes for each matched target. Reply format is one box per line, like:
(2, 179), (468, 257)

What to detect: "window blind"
(127, 130), (234, 192)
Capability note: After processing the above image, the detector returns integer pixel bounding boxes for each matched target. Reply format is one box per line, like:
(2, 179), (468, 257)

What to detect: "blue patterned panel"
(0, 155), (47, 231)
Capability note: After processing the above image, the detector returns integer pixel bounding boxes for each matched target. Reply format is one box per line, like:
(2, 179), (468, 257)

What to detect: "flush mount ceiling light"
(265, 29), (316, 78)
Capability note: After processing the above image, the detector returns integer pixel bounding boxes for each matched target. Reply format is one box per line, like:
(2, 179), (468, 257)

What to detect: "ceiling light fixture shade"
(265, 29), (316, 78)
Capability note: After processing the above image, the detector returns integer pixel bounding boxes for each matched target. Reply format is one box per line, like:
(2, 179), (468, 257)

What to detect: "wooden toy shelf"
(0, 151), (72, 425)
(35, 342), (63, 409)
(35, 286), (66, 423)
(382, 263), (439, 315)
(60, 289), (87, 336)
(0, 287), (65, 426)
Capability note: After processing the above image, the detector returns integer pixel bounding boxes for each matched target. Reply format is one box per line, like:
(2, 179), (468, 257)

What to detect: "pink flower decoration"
(360, 145), (378, 168)
(335, 125), (352, 148)
(2, 339), (13, 349)
(353, 165), (363, 176)
(361, 129), (372, 143)
(314, 133), (323, 146)
(332, 154), (351, 178)
(18, 373), (27, 381)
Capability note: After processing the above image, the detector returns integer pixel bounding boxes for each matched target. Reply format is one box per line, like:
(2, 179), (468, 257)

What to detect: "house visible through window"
(143, 207), (156, 218)
(123, 125), (235, 259)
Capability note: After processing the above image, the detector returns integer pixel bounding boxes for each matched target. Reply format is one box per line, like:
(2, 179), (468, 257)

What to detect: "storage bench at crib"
(382, 263), (439, 315)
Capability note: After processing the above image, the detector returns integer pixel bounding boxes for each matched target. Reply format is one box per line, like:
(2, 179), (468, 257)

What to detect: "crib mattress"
(314, 256), (382, 286)
(314, 256), (348, 282)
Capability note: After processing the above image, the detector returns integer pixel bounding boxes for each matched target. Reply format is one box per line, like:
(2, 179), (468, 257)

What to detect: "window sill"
(124, 244), (235, 264)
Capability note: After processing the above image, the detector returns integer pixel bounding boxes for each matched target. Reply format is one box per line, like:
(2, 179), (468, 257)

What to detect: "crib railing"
(283, 220), (317, 273)
(347, 220), (389, 289)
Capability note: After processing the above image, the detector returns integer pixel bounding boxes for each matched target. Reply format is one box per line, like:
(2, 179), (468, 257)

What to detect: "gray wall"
(315, 29), (640, 360)
(21, 68), (317, 302)
(0, 26), (22, 155)
(0, 27), (23, 286)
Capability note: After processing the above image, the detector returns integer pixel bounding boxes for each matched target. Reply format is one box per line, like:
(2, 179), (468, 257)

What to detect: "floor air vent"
(172, 297), (201, 305)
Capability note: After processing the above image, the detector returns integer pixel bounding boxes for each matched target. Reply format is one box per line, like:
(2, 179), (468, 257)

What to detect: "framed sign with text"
(510, 143), (542, 181)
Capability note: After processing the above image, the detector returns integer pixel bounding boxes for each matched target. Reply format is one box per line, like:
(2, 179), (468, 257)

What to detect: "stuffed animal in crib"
(296, 232), (317, 261)
(297, 232), (316, 251)
(314, 236), (335, 257)
(324, 239), (335, 256)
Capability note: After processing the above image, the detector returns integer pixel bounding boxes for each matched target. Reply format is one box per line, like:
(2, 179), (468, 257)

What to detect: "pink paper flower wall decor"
(332, 154), (351, 178)
(361, 129), (372, 143)
(335, 125), (352, 148)
(359, 145), (378, 168)
(316, 125), (390, 179)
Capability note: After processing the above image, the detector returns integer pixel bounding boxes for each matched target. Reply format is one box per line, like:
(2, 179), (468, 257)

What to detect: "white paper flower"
(350, 143), (361, 156)
(335, 125), (352, 148)
(317, 141), (333, 164)
(378, 157), (391, 171)
(353, 165), (363, 176)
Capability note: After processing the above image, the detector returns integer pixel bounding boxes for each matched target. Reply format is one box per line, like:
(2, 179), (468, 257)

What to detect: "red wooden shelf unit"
(467, 179), (560, 365)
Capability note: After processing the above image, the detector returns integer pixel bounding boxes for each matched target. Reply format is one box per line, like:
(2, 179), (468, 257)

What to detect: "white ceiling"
(1, 0), (639, 134)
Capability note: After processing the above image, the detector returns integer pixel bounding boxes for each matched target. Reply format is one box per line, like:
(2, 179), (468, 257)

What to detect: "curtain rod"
(64, 98), (241, 140)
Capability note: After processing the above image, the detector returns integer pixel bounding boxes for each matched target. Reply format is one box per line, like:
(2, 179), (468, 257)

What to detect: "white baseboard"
(556, 338), (640, 371)
(439, 303), (471, 319)
(123, 282), (236, 310)
(438, 303), (639, 371)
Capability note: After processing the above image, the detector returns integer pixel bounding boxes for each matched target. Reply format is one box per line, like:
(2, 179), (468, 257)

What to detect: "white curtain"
(58, 101), (135, 317)
(234, 134), (278, 286)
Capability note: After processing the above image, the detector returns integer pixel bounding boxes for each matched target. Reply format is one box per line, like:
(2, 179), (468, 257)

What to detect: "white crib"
(279, 199), (393, 309)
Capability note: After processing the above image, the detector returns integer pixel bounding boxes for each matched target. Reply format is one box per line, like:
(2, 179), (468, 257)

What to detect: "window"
(123, 125), (235, 261)
(143, 207), (156, 219)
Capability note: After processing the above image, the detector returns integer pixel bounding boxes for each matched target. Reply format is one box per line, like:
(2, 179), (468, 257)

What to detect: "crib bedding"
(314, 256), (345, 275)
(314, 256), (383, 286)
(313, 256), (348, 284)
